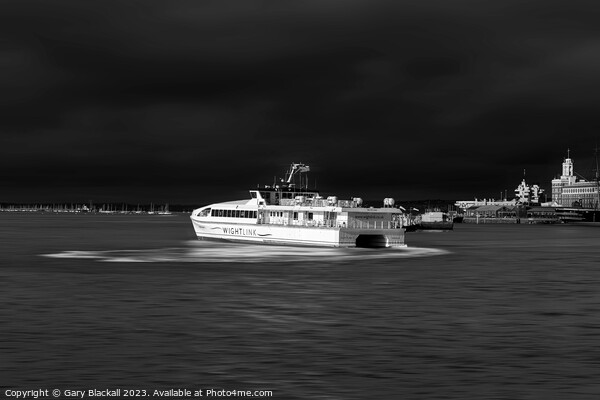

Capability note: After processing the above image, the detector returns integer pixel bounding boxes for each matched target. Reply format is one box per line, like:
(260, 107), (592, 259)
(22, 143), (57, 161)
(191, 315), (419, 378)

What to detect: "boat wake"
(42, 241), (448, 263)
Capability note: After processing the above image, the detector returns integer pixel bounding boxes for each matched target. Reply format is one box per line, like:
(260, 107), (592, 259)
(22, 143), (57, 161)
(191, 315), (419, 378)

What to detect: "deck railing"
(344, 220), (403, 229)
(260, 219), (403, 229)
(278, 198), (358, 208)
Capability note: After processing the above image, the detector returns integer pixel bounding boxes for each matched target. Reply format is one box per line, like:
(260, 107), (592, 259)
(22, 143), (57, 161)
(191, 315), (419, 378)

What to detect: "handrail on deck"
(259, 219), (403, 229)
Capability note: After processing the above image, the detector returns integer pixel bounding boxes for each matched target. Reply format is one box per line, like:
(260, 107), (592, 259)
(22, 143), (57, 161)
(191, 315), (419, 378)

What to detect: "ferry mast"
(284, 163), (310, 190)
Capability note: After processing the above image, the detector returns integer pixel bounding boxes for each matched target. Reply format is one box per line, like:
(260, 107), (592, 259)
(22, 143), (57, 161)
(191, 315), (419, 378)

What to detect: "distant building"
(514, 177), (544, 205)
(463, 204), (517, 218)
(455, 174), (544, 210)
(455, 198), (515, 210)
(551, 151), (600, 208)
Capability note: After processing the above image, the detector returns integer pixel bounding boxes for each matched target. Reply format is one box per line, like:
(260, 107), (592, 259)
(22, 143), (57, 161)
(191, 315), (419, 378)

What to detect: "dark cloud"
(2, 0), (600, 204)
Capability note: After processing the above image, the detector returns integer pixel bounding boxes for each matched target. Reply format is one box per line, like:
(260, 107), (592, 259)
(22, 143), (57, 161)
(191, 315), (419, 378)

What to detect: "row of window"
(202, 208), (333, 221)
(210, 209), (258, 219)
(269, 211), (315, 220)
(563, 188), (599, 194)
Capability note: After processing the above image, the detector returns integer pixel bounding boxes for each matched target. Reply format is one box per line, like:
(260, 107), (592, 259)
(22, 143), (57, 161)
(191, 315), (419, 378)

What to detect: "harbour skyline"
(2, 1), (600, 204)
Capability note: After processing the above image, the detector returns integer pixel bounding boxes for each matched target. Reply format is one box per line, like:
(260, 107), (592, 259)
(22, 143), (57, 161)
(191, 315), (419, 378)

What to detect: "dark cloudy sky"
(2, 0), (600, 204)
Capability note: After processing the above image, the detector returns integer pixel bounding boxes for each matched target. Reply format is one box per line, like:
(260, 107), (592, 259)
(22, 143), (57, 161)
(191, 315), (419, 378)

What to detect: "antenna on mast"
(285, 163), (310, 189)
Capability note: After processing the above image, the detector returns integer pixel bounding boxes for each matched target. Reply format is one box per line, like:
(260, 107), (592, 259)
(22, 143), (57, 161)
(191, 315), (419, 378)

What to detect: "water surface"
(2, 213), (600, 399)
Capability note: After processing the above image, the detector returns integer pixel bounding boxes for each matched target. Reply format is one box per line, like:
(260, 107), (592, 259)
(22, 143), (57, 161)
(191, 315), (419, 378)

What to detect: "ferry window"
(250, 192), (257, 198)
(308, 212), (313, 220)
(293, 212), (298, 220)
(235, 210), (240, 218)
(253, 211), (257, 219)
(218, 209), (224, 217)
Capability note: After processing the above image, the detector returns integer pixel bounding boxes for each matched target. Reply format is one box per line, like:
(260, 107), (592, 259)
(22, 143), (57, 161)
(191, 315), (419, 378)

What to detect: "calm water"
(2, 213), (600, 399)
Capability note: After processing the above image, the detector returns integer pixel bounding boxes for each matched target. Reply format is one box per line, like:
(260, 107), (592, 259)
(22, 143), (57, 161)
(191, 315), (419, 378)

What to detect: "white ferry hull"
(189, 162), (407, 248)
(190, 219), (406, 248)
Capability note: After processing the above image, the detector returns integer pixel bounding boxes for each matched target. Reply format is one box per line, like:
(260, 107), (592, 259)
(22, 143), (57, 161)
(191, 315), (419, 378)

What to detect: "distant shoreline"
(0, 203), (195, 214)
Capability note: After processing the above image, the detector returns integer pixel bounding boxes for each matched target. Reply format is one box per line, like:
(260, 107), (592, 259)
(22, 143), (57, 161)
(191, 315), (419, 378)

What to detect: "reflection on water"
(43, 241), (449, 263)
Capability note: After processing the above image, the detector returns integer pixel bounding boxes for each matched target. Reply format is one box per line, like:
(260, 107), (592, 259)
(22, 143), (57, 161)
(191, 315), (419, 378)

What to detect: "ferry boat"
(190, 163), (407, 247)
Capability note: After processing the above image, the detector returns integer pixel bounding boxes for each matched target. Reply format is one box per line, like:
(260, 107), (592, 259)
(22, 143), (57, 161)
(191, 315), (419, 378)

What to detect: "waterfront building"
(463, 204), (517, 218)
(551, 150), (600, 208)
(454, 198), (516, 210)
(514, 178), (544, 204)
(455, 175), (544, 210)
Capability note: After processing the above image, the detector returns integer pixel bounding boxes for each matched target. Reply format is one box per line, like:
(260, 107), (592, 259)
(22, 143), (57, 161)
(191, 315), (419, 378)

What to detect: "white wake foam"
(43, 241), (449, 263)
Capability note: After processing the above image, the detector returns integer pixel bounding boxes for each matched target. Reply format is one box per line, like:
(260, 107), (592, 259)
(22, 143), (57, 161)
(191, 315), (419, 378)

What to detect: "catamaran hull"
(190, 219), (406, 248)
